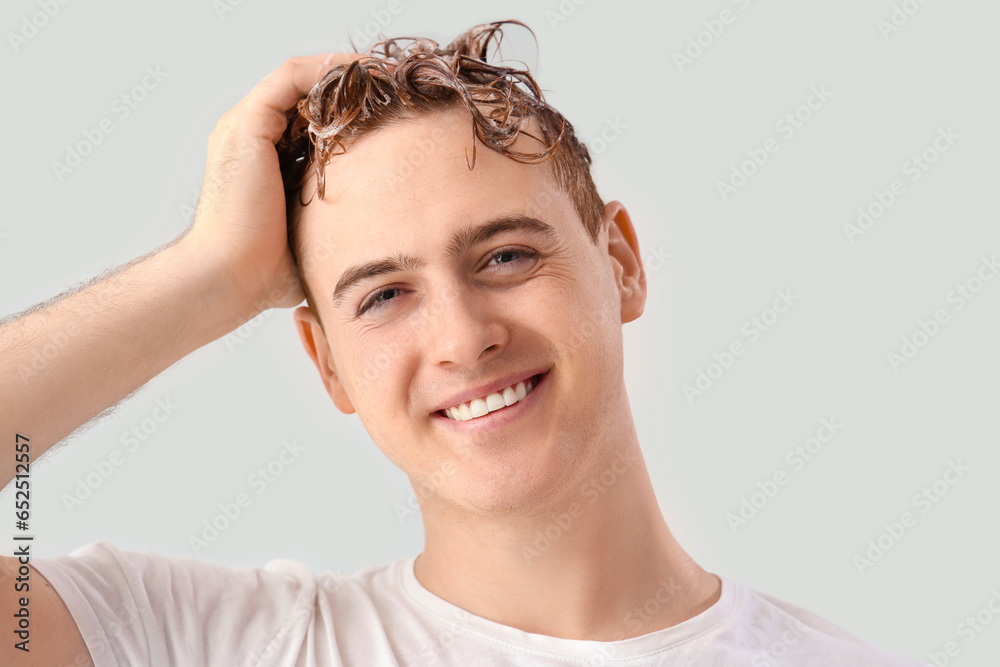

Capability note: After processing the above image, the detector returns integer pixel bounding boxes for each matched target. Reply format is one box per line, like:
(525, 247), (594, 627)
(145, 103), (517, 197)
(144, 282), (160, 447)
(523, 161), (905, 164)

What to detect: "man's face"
(293, 106), (645, 517)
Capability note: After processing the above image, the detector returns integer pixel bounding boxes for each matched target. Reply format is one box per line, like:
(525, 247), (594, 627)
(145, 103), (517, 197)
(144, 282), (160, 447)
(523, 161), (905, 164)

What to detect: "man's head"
(278, 21), (647, 518)
(277, 21), (604, 318)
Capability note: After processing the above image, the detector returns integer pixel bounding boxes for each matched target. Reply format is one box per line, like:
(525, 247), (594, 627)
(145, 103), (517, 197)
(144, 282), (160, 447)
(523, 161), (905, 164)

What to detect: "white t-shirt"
(34, 542), (924, 666)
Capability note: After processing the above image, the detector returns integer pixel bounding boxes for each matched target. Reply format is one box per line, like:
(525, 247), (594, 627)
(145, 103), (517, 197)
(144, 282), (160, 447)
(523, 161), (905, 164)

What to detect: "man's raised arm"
(0, 54), (358, 490)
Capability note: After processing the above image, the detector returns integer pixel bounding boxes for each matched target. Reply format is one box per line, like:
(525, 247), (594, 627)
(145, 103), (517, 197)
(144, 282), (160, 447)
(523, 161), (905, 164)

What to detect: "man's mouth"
(437, 371), (547, 422)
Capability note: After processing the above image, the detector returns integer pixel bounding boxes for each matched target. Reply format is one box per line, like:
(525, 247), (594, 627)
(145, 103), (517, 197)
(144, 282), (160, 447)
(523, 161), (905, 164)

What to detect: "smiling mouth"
(438, 372), (546, 422)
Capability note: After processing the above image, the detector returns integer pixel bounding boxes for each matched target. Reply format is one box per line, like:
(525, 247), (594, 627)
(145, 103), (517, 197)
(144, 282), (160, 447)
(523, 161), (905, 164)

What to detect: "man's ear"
(601, 200), (647, 323)
(293, 306), (356, 414)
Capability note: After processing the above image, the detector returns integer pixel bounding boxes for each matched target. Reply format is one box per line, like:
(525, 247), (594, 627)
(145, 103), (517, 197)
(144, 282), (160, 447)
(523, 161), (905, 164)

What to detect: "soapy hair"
(276, 20), (604, 312)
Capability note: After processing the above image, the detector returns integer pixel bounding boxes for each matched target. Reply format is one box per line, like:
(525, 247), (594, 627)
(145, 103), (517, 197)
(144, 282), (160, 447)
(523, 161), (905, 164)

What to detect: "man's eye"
(359, 287), (403, 315)
(485, 247), (537, 269)
(357, 247), (538, 316)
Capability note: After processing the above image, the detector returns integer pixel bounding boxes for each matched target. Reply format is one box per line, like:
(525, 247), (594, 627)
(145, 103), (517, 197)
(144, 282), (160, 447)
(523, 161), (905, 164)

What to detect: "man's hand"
(183, 53), (361, 318)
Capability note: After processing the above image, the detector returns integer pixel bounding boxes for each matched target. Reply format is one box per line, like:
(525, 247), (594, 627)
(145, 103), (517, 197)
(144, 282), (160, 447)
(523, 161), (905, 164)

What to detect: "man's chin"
(426, 463), (577, 522)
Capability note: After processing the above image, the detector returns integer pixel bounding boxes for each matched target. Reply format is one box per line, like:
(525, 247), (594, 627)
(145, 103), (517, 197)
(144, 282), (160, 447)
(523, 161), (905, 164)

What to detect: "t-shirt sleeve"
(32, 541), (327, 667)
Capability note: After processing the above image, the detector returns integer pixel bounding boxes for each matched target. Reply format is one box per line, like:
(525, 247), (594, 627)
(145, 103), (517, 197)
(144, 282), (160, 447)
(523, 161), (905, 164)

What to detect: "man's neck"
(413, 410), (721, 641)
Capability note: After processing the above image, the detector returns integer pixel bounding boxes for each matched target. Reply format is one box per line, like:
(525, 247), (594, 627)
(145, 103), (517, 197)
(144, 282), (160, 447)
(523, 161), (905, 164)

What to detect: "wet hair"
(276, 20), (604, 315)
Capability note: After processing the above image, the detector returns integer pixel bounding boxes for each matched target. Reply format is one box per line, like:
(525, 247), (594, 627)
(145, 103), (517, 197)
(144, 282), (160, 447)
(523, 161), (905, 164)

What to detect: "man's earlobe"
(293, 306), (356, 414)
(602, 201), (647, 324)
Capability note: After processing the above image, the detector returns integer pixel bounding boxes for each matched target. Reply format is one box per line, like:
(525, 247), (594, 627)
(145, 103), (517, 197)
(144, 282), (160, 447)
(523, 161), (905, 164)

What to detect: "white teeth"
(485, 393), (506, 411)
(469, 398), (489, 419)
(502, 386), (517, 406)
(443, 375), (540, 422)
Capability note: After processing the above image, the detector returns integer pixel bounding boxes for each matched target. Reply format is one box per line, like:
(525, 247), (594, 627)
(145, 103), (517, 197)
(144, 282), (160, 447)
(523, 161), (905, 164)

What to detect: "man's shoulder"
(34, 539), (413, 610)
(35, 540), (393, 589)
(30, 541), (412, 665)
(721, 575), (926, 666)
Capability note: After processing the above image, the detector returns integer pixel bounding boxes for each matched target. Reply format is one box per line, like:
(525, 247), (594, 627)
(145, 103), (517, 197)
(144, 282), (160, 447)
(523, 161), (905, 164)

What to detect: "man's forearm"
(0, 237), (257, 488)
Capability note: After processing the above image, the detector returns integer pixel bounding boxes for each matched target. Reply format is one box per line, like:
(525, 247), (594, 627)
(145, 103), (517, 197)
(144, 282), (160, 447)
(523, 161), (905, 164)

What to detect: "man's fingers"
(279, 54), (363, 106)
(239, 53), (365, 142)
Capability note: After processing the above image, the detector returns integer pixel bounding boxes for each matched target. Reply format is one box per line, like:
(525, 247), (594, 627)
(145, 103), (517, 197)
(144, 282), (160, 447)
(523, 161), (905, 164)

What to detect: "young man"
(1, 22), (922, 666)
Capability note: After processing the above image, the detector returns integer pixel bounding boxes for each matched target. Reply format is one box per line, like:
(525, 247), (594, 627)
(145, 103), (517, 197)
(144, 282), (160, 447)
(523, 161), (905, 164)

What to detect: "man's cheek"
(562, 300), (614, 359)
(352, 340), (403, 392)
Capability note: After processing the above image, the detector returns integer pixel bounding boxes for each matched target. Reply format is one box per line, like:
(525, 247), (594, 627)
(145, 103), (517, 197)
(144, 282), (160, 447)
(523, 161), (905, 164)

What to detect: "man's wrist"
(160, 237), (274, 347)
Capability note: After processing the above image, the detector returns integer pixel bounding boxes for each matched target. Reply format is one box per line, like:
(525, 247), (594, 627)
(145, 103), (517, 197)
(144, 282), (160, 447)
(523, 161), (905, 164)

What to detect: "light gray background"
(2, 0), (998, 663)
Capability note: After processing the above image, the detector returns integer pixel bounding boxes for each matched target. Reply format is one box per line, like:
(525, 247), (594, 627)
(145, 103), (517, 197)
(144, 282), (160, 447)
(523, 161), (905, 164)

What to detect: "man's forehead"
(310, 109), (559, 204)
(296, 108), (573, 256)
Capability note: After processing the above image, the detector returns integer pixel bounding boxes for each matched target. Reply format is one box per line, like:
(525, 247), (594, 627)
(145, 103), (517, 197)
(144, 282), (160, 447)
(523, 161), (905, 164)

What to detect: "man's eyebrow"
(332, 215), (558, 309)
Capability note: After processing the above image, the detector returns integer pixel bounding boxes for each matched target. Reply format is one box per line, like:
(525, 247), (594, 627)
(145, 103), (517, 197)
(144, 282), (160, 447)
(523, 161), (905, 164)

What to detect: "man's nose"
(419, 284), (509, 367)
